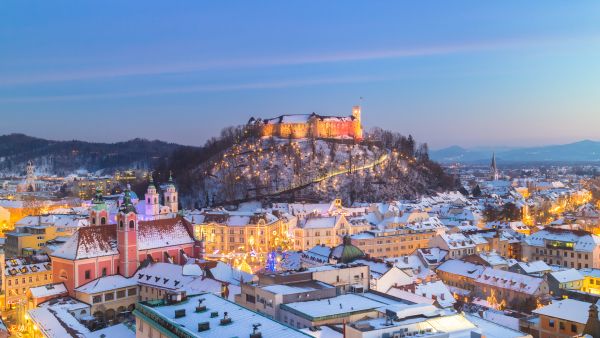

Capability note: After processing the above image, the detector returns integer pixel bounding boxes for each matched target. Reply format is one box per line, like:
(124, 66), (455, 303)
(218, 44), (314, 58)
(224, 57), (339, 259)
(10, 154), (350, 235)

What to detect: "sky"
(1, 1), (600, 149)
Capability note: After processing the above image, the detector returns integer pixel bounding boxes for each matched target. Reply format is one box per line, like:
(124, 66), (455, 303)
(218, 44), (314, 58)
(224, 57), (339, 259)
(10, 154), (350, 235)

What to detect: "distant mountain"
(0, 133), (189, 175)
(431, 140), (600, 163)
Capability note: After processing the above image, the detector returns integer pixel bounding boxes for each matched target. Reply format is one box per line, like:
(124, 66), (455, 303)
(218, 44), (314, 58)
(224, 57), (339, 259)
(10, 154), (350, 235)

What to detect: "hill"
(162, 129), (458, 206)
(430, 140), (600, 163)
(0, 133), (184, 176)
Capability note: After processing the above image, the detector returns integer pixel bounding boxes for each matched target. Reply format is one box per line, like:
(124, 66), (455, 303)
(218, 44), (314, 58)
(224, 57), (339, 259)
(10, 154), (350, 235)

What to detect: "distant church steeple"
(490, 153), (499, 181)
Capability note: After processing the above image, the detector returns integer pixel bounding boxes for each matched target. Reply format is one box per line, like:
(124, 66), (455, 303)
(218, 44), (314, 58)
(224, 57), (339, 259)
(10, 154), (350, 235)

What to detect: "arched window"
(91, 218), (96, 225)
(166, 196), (170, 202)
(119, 220), (123, 228)
(100, 217), (106, 225)
(129, 220), (135, 229)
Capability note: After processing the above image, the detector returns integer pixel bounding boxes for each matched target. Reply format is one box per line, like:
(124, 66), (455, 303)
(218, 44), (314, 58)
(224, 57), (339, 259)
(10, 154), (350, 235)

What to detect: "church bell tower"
(117, 186), (138, 277)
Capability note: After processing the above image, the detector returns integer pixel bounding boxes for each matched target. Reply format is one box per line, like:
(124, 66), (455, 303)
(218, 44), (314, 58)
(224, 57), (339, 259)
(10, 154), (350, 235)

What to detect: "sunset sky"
(1, 1), (600, 149)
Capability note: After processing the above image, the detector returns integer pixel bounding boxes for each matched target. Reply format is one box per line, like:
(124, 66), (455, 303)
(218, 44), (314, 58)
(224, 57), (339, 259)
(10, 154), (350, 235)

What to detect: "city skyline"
(2, 1), (600, 149)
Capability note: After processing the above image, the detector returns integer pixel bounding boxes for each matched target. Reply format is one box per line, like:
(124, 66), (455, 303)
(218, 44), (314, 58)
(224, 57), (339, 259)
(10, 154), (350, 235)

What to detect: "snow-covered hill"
(196, 137), (455, 205)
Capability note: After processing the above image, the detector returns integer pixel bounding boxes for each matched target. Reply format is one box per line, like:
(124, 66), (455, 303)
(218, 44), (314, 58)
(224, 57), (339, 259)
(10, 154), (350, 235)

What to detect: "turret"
(117, 186), (138, 277)
(351, 106), (363, 141)
(163, 172), (178, 213)
(352, 105), (361, 124)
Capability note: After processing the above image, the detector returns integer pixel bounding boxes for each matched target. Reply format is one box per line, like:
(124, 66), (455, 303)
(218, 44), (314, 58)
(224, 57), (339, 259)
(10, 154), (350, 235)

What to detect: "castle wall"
(260, 119), (362, 140)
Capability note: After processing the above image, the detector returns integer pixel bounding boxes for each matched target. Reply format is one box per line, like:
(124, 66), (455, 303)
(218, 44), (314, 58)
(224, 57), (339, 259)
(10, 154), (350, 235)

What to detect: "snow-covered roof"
(281, 294), (385, 319)
(136, 293), (309, 338)
(436, 260), (485, 279)
(209, 261), (255, 286)
(465, 313), (528, 338)
(524, 228), (600, 252)
(51, 217), (194, 260)
(533, 299), (598, 324)
(75, 275), (137, 294)
(549, 268), (584, 283)
(30, 283), (67, 299)
(4, 255), (51, 277)
(414, 281), (455, 308)
(476, 268), (544, 295)
(28, 298), (90, 338)
(515, 260), (551, 274)
(83, 323), (134, 338)
(302, 216), (337, 229)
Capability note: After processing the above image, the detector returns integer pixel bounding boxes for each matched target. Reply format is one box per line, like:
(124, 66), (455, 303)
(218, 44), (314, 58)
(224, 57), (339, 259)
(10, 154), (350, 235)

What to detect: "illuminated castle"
(248, 105), (363, 141)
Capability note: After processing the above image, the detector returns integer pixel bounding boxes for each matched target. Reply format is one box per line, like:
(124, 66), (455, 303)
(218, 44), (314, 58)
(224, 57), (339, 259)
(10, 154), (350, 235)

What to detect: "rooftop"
(134, 293), (310, 338)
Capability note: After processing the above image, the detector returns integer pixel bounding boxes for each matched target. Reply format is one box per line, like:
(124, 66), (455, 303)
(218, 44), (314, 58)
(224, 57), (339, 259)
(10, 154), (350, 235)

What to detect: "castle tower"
(490, 153), (499, 181)
(144, 175), (160, 217)
(352, 105), (361, 125)
(117, 186), (138, 277)
(89, 187), (109, 226)
(351, 106), (363, 141)
(163, 172), (178, 213)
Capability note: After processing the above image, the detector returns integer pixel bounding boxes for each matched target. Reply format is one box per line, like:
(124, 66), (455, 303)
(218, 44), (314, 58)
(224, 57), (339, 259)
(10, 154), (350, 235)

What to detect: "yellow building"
(293, 214), (371, 251)
(4, 214), (87, 257)
(2, 255), (52, 311)
(351, 227), (437, 258)
(191, 210), (291, 261)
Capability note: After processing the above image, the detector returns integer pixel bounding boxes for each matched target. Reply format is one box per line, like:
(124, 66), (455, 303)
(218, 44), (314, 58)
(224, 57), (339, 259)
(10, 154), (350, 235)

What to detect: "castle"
(248, 105), (363, 141)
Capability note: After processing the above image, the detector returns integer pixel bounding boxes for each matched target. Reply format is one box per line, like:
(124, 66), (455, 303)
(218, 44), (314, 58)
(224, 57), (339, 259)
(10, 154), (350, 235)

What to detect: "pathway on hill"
(270, 151), (390, 195)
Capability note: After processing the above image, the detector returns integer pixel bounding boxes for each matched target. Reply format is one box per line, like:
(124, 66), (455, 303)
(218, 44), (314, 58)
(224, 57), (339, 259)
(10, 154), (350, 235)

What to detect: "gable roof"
(51, 217), (195, 260)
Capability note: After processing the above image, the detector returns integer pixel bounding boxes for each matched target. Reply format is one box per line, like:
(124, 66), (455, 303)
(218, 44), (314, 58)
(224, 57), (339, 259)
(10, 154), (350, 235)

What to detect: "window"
(128, 288), (137, 296)
(100, 217), (106, 225)
(85, 270), (91, 279)
(549, 319), (555, 328)
(104, 292), (114, 301)
(93, 295), (102, 304)
(117, 290), (126, 298)
(119, 220), (123, 228)
(559, 322), (565, 330)
(102, 267), (107, 276)
(571, 324), (577, 332)
(129, 220), (135, 229)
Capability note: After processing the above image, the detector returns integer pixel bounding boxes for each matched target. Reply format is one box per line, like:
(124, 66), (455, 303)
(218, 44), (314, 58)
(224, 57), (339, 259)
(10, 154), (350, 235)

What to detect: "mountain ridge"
(430, 139), (600, 163)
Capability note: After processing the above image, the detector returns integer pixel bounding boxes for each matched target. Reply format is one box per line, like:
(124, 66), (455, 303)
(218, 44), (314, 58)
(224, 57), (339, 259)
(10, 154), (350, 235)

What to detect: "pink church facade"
(50, 189), (197, 295)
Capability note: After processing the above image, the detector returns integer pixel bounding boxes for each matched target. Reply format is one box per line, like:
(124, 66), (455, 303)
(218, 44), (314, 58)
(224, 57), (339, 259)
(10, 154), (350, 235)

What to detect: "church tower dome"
(163, 171), (179, 213)
(144, 174), (160, 217)
(90, 187), (109, 225)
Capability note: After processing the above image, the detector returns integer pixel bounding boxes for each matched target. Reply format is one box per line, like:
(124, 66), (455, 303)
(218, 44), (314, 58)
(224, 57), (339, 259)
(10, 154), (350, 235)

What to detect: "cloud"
(1, 34), (589, 86)
(0, 75), (385, 103)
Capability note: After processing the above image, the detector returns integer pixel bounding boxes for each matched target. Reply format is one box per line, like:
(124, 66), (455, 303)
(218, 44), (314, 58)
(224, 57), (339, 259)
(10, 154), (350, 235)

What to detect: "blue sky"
(1, 1), (599, 149)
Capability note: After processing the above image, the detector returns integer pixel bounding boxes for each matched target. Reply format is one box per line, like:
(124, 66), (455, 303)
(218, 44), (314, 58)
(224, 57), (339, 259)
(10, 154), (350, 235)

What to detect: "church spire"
(490, 153), (499, 181)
